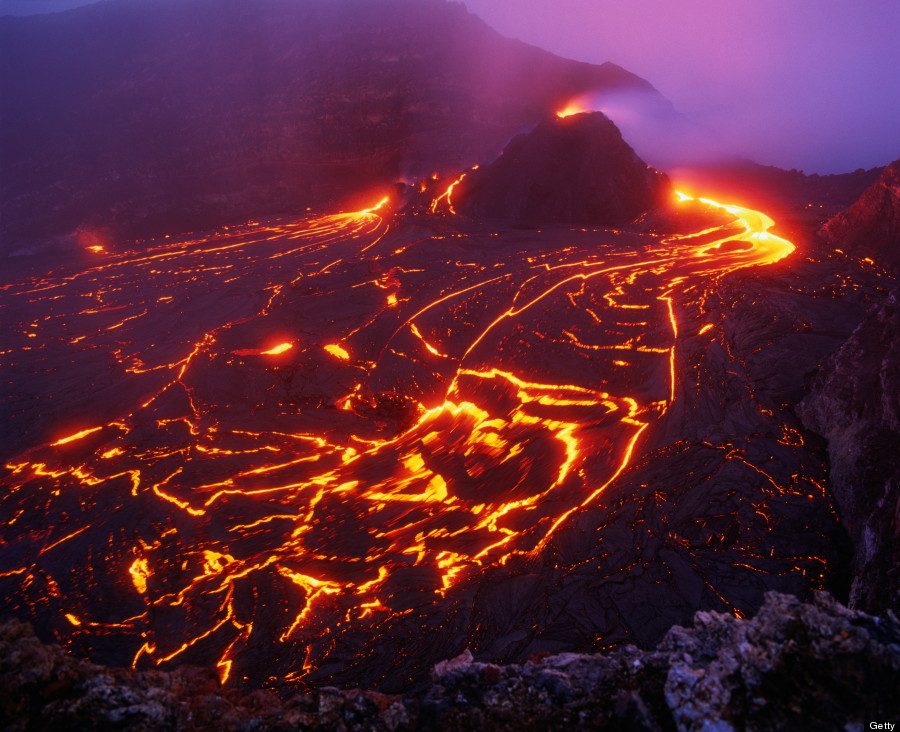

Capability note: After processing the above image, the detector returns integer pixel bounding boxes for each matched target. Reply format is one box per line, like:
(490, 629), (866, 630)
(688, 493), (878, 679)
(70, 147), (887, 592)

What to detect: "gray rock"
(800, 288), (900, 613)
(3, 591), (898, 730)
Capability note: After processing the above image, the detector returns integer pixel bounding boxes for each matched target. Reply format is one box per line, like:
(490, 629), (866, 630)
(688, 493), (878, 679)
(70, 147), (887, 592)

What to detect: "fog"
(465, 0), (900, 174)
(4, 0), (898, 174)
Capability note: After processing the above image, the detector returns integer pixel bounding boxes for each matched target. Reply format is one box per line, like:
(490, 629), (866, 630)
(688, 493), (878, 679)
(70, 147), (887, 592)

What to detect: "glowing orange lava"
(323, 343), (350, 360)
(52, 426), (104, 446)
(260, 342), (294, 356)
(556, 104), (585, 118)
(0, 189), (802, 687)
(556, 94), (595, 118)
(358, 196), (390, 215)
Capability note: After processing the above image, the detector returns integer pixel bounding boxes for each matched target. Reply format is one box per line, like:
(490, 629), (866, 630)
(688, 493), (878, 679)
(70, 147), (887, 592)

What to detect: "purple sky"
(4, 0), (898, 173)
(464, 0), (899, 173)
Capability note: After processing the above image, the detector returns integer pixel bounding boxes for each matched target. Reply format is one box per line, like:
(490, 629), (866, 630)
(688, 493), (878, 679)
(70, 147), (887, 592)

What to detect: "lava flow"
(1, 190), (804, 688)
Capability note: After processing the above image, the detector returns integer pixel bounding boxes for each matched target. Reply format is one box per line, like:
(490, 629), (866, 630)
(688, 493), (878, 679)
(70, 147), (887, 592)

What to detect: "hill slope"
(819, 159), (900, 270)
(0, 0), (669, 254)
(455, 111), (670, 225)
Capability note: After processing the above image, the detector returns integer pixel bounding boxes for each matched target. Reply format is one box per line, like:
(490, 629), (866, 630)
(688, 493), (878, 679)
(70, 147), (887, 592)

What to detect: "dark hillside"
(0, 0), (667, 254)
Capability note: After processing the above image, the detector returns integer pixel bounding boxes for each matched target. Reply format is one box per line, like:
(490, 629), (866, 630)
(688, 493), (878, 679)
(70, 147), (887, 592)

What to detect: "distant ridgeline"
(0, 0), (666, 255)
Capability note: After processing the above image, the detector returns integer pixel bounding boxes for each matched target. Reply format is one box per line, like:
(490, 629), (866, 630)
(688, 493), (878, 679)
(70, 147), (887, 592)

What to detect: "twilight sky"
(464, 0), (899, 173)
(3, 0), (898, 173)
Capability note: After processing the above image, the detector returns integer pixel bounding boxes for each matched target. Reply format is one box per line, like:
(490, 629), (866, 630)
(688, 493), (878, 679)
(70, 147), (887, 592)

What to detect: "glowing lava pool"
(2, 193), (839, 691)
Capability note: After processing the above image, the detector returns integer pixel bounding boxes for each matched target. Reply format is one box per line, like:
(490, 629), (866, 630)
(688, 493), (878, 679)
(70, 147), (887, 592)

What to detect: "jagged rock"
(800, 288), (900, 613)
(431, 649), (475, 681)
(3, 593), (898, 730)
(454, 112), (670, 226)
(819, 159), (900, 270)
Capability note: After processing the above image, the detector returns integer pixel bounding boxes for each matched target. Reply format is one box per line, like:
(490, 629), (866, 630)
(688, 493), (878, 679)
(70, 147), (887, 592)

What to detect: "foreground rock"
(800, 289), (900, 614)
(455, 112), (670, 226)
(3, 592), (898, 730)
(819, 159), (900, 271)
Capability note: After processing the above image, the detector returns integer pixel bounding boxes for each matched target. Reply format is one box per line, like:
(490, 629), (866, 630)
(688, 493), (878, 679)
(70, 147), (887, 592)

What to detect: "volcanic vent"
(454, 111), (671, 225)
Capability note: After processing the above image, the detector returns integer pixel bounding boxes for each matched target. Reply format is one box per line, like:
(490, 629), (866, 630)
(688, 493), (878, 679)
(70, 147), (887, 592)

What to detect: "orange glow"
(679, 190), (795, 265)
(260, 342), (293, 356)
(0, 187), (806, 687)
(129, 558), (150, 594)
(358, 196), (389, 215)
(52, 426), (103, 446)
(557, 103), (586, 118)
(430, 168), (477, 214)
(202, 550), (235, 575)
(556, 95), (594, 118)
(323, 343), (350, 360)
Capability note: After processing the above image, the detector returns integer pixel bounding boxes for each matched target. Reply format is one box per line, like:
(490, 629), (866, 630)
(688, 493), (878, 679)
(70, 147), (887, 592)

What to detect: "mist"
(466, 0), (899, 174)
(558, 87), (737, 172)
(5, 0), (897, 173)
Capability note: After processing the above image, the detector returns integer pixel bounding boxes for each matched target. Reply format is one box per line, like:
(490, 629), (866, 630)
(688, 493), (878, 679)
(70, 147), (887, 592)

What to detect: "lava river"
(1, 192), (806, 688)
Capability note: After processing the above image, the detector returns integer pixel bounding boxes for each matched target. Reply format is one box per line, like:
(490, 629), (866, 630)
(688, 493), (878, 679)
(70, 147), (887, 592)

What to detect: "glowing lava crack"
(0, 191), (795, 686)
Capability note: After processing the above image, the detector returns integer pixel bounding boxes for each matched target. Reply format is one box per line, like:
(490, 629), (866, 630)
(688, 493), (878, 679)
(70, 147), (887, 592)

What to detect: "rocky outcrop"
(0, 0), (667, 256)
(3, 592), (898, 730)
(800, 289), (900, 614)
(454, 112), (670, 225)
(819, 159), (900, 270)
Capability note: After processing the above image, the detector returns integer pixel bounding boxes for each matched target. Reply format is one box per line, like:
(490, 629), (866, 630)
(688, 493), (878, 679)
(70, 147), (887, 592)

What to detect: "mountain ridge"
(0, 0), (667, 255)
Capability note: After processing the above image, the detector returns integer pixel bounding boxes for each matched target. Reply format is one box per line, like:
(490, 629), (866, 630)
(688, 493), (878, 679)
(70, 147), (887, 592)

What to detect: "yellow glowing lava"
(556, 95), (594, 118)
(261, 342), (293, 356)
(556, 104), (585, 118)
(129, 558), (150, 594)
(323, 344), (350, 360)
(52, 426), (103, 446)
(359, 196), (389, 215)
(0, 186), (805, 688)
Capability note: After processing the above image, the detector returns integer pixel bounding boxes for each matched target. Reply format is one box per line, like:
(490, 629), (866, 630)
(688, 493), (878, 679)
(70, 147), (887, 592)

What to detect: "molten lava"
(557, 94), (595, 118)
(0, 188), (808, 689)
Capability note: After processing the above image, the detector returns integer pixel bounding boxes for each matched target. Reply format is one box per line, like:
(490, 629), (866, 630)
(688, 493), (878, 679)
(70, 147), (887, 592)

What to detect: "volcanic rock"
(0, 0), (669, 255)
(2, 592), (898, 730)
(2, 199), (890, 692)
(673, 158), (884, 217)
(454, 112), (671, 226)
(819, 159), (900, 270)
(800, 288), (900, 614)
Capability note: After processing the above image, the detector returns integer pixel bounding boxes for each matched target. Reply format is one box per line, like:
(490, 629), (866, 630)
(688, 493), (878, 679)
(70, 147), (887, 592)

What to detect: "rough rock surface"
(819, 159), (900, 271)
(1, 209), (890, 691)
(455, 112), (670, 225)
(800, 289), (900, 614)
(2, 592), (898, 730)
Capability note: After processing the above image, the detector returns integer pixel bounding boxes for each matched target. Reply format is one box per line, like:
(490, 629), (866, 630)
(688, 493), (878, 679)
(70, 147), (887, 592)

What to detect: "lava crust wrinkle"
(1, 190), (855, 691)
